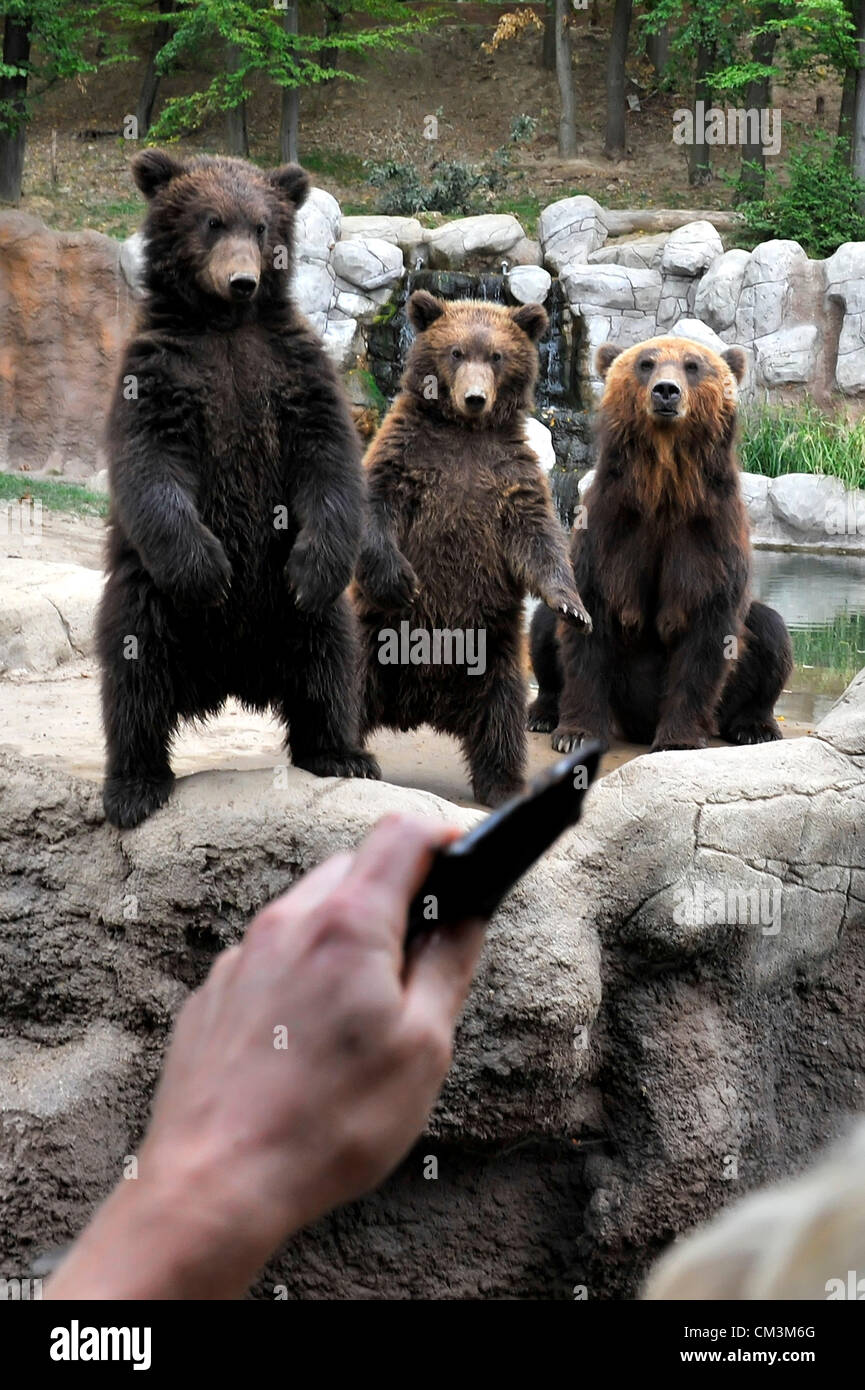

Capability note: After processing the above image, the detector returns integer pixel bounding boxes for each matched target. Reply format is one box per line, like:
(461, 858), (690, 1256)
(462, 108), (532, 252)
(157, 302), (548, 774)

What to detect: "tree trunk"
(280, 1), (299, 164)
(0, 16), (31, 204)
(555, 0), (576, 158)
(688, 43), (714, 186)
(853, 0), (865, 203)
(646, 23), (670, 78)
(604, 0), (633, 161)
(738, 5), (780, 202)
(541, 8), (556, 71)
(135, 0), (175, 137)
(321, 3), (343, 76)
(225, 44), (249, 157)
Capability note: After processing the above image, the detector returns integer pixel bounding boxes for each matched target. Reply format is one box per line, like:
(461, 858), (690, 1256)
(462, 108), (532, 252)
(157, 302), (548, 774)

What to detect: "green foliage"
(639, 0), (856, 99)
(145, 0), (438, 141)
(0, 473), (108, 516)
(367, 148), (514, 217)
(509, 112), (537, 143)
(789, 613), (865, 687)
(736, 136), (865, 258)
(0, 0), (110, 134)
(740, 400), (865, 491)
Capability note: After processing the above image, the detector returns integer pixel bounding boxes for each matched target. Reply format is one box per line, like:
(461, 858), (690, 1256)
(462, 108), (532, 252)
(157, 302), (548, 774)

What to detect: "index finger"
(341, 813), (463, 945)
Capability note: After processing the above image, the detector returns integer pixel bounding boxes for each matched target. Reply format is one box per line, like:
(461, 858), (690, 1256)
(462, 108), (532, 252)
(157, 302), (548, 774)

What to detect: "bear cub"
(98, 150), (379, 829)
(529, 335), (792, 753)
(355, 290), (591, 806)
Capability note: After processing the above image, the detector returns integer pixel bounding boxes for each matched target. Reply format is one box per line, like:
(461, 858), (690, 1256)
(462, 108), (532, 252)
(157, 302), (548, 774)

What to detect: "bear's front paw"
(286, 536), (349, 613)
(357, 551), (419, 610)
(551, 726), (608, 754)
(172, 529), (232, 611)
(650, 726), (708, 753)
(555, 594), (593, 633)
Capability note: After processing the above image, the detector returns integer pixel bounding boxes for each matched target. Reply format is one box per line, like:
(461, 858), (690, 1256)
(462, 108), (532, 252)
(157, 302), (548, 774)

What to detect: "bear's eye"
(208, 217), (223, 231)
(490, 351), (502, 364)
(256, 222), (266, 238)
(685, 360), (699, 375)
(451, 347), (463, 361)
(639, 359), (654, 373)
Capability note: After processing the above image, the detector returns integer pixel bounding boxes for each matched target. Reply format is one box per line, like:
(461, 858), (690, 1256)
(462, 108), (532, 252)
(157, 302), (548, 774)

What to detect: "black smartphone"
(405, 742), (603, 945)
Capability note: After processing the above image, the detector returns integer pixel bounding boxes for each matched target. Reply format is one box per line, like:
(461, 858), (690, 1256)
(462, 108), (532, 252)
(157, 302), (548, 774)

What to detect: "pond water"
(751, 550), (865, 724)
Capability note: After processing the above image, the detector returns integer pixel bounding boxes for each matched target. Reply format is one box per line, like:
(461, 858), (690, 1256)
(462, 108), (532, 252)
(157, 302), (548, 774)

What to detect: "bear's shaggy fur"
(98, 150), (378, 828)
(355, 290), (590, 806)
(529, 334), (792, 752)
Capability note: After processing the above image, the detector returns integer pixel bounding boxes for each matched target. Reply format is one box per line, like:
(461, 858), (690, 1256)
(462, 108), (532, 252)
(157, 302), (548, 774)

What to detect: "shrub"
(366, 149), (515, 217)
(737, 136), (865, 259)
(740, 401), (865, 491)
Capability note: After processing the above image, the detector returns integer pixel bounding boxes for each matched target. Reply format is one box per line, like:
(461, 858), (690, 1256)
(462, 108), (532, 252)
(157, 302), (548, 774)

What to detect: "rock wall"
(5, 192), (865, 478)
(0, 214), (136, 478)
(1, 673), (862, 1297)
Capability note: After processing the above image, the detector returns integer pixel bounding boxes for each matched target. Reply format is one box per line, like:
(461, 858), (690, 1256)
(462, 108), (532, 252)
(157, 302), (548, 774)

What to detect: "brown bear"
(355, 290), (591, 806)
(97, 151), (379, 829)
(528, 334), (792, 752)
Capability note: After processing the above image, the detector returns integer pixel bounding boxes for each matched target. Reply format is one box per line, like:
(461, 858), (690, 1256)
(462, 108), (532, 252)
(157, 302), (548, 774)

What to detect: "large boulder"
(1, 669), (863, 1297)
(539, 196), (608, 274)
(0, 557), (102, 674)
(424, 215), (526, 271)
(0, 214), (136, 478)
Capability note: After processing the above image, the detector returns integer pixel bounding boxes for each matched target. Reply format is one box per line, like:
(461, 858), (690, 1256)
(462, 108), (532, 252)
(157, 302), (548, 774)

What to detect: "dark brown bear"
(355, 290), (591, 806)
(98, 151), (379, 828)
(529, 335), (792, 752)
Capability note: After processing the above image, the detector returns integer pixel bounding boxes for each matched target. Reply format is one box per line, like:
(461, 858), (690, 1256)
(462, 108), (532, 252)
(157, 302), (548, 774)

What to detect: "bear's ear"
(510, 302), (548, 342)
(596, 343), (624, 380)
(408, 290), (446, 334)
(132, 149), (187, 200)
(268, 163), (310, 210)
(721, 346), (746, 384)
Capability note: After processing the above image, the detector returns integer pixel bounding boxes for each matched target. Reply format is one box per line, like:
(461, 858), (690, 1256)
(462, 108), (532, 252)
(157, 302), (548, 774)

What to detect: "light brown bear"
(355, 290), (591, 805)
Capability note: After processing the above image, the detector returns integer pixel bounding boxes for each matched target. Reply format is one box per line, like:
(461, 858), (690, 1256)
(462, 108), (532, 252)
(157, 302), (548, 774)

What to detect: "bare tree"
(135, 0), (176, 137)
(688, 42), (715, 185)
(0, 15), (31, 203)
(279, 0), (299, 163)
(604, 0), (633, 161)
(853, 0), (865, 201)
(225, 42), (249, 157)
(555, 0), (577, 157)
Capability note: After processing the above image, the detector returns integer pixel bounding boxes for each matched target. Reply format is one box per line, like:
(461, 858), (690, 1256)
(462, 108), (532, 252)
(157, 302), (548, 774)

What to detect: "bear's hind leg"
(527, 602), (562, 733)
(283, 598), (381, 781)
(717, 600), (793, 746)
(464, 664), (527, 807)
(99, 579), (177, 829)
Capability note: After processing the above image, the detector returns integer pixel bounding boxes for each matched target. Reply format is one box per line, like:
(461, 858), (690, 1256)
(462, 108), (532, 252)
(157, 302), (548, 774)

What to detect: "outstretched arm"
(45, 817), (485, 1301)
(501, 464), (592, 630)
(108, 345), (232, 609)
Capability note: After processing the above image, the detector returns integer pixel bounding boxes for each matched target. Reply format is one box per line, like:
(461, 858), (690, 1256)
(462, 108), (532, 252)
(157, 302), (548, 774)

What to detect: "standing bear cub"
(98, 151), (379, 829)
(355, 290), (591, 806)
(529, 335), (792, 752)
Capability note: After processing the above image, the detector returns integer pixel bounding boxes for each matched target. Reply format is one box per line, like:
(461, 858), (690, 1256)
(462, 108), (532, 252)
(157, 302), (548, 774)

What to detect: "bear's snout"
(201, 236), (262, 302)
(453, 362), (494, 418)
(650, 378), (682, 414)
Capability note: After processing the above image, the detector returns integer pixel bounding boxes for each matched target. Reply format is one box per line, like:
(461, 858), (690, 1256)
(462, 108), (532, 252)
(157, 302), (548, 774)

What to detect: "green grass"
(791, 613), (865, 686)
(0, 473), (108, 517)
(740, 402), (865, 492)
(302, 148), (368, 185)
